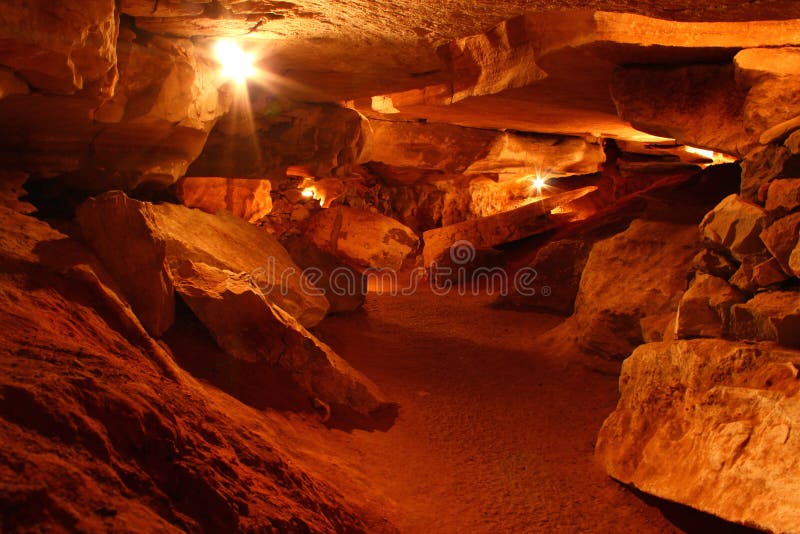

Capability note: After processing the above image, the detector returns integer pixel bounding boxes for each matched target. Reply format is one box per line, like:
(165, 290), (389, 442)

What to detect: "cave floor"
(310, 289), (687, 533)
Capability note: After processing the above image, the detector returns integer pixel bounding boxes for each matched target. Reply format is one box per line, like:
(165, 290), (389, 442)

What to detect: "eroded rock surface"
(175, 177), (272, 222)
(597, 339), (800, 533)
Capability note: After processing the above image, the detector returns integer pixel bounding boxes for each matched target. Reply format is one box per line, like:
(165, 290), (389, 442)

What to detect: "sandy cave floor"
(281, 288), (748, 533)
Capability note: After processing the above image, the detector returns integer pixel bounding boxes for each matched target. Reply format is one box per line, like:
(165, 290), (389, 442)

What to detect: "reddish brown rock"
(0, 207), (390, 532)
(368, 120), (604, 181)
(305, 206), (419, 271)
(573, 219), (700, 359)
(422, 186), (597, 267)
(675, 274), (745, 339)
(76, 193), (176, 337)
(740, 143), (800, 203)
(640, 313), (676, 344)
(731, 291), (800, 348)
(766, 178), (800, 215)
(699, 194), (768, 260)
(495, 239), (591, 316)
(689, 248), (737, 280)
(612, 64), (754, 157)
(189, 97), (371, 180)
(172, 260), (392, 418)
(0, 0), (117, 94)
(77, 192), (329, 328)
(175, 177), (272, 223)
(760, 212), (800, 274)
(281, 235), (366, 314)
(597, 339), (800, 533)
(735, 48), (800, 135)
(0, 67), (28, 98)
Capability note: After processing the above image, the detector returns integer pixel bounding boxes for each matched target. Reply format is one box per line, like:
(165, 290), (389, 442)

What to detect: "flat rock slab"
(172, 260), (393, 419)
(422, 186), (597, 267)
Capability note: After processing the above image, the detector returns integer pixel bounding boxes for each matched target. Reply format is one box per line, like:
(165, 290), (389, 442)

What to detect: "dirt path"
(313, 289), (726, 533)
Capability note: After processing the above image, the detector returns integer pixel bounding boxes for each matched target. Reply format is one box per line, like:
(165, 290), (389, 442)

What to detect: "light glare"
(214, 39), (256, 84)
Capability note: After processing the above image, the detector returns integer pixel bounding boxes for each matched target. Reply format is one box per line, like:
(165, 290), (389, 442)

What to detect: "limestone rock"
(189, 97), (371, 179)
(640, 313), (676, 344)
(0, 171), (34, 214)
(675, 274), (745, 339)
(597, 339), (800, 533)
(740, 143), (800, 203)
(731, 291), (800, 348)
(305, 207), (419, 271)
(573, 219), (700, 360)
(76, 193), (176, 337)
(172, 260), (392, 419)
(0, 31), (229, 190)
(78, 191), (328, 328)
(791, 241), (800, 278)
(689, 248), (737, 280)
(728, 254), (782, 293)
(0, 67), (28, 98)
(282, 235), (366, 314)
(735, 48), (800, 135)
(699, 194), (768, 261)
(368, 120), (604, 181)
(422, 186), (597, 267)
(612, 64), (755, 157)
(495, 239), (591, 316)
(766, 178), (800, 216)
(760, 212), (800, 274)
(0, 0), (117, 94)
(441, 15), (545, 103)
(175, 177), (272, 223)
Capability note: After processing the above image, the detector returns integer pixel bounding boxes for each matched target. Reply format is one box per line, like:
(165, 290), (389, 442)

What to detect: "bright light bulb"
(214, 39), (256, 84)
(532, 176), (547, 190)
(301, 188), (315, 199)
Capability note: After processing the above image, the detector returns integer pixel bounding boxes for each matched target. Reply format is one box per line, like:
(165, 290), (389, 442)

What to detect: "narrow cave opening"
(1, 2), (800, 533)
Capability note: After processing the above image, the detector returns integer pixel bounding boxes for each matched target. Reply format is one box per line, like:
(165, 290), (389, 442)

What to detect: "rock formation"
(5, 1), (800, 531)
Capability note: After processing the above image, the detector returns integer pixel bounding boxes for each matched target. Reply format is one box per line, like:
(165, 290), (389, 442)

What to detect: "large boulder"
(572, 219), (699, 359)
(172, 261), (392, 419)
(735, 47), (800, 136)
(175, 177), (273, 223)
(699, 194), (768, 261)
(0, 0), (117, 94)
(730, 291), (800, 348)
(597, 339), (800, 533)
(76, 193), (175, 337)
(675, 274), (745, 339)
(368, 120), (604, 181)
(77, 191), (328, 328)
(495, 239), (591, 316)
(612, 64), (755, 157)
(305, 206), (419, 271)
(740, 143), (800, 203)
(281, 235), (366, 314)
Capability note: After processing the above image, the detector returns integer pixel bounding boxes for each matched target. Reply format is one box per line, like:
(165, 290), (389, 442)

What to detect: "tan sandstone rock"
(78, 191), (328, 329)
(305, 206), (419, 271)
(675, 274), (745, 339)
(422, 186), (597, 267)
(572, 219), (700, 359)
(172, 260), (392, 419)
(760, 212), (800, 274)
(597, 339), (800, 533)
(735, 47), (800, 136)
(766, 178), (800, 216)
(76, 193), (176, 337)
(175, 177), (272, 223)
(731, 291), (800, 348)
(699, 194), (768, 261)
